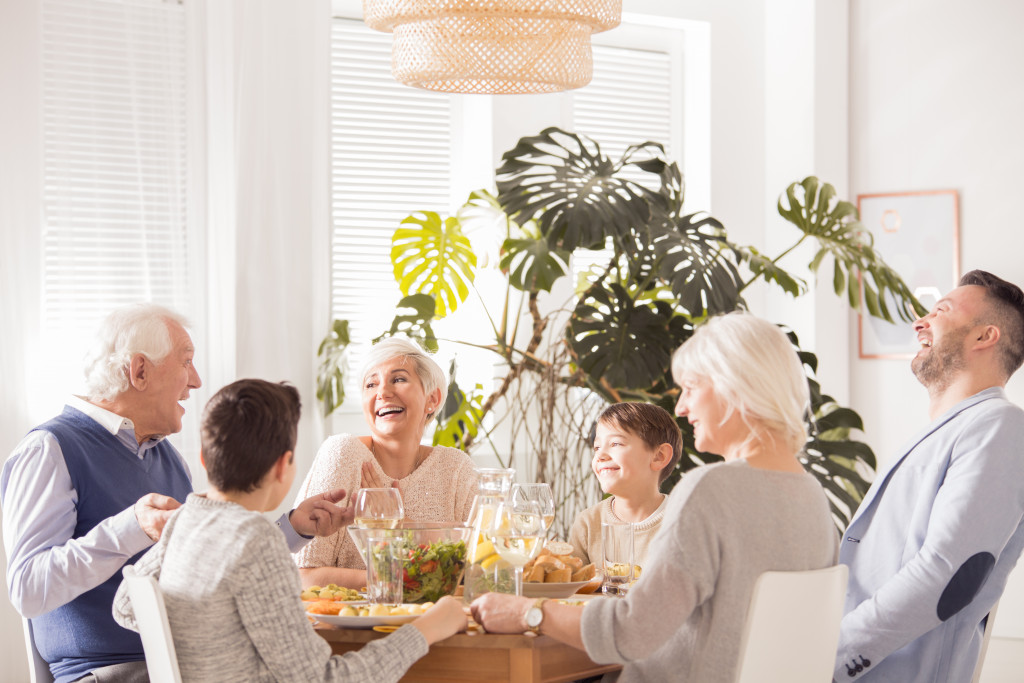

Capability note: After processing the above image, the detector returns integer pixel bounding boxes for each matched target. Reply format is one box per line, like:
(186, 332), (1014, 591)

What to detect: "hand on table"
(134, 493), (181, 541)
(413, 596), (468, 645)
(470, 592), (533, 634)
(290, 488), (354, 538)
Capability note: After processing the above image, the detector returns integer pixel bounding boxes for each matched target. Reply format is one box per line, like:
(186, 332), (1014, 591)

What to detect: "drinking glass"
(486, 498), (545, 596)
(365, 533), (405, 607)
(353, 488), (404, 529)
(601, 522), (634, 597)
(510, 483), (556, 532)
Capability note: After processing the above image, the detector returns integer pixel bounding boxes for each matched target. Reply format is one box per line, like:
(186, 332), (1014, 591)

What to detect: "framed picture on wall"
(856, 189), (960, 359)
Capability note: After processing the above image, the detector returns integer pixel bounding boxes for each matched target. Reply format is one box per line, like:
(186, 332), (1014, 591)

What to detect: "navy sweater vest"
(31, 406), (191, 683)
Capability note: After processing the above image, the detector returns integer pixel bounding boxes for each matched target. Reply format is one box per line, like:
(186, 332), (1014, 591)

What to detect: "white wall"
(847, 0), (1024, 671)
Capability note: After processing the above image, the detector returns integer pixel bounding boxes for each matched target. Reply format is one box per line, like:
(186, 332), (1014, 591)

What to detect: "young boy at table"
(113, 379), (466, 682)
(568, 402), (683, 575)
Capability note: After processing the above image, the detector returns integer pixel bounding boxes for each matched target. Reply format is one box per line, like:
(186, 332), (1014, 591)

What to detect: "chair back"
(734, 564), (849, 683)
(22, 618), (54, 683)
(971, 600), (999, 683)
(121, 566), (183, 683)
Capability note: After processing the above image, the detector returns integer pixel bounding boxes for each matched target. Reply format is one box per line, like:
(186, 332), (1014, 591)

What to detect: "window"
(328, 19), (456, 399)
(39, 0), (202, 450)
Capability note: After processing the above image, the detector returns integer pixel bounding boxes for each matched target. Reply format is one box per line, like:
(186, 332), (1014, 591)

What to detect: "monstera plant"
(318, 127), (925, 531)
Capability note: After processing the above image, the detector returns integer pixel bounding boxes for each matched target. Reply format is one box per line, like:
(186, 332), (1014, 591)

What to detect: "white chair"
(121, 566), (183, 683)
(971, 601), (999, 683)
(734, 564), (849, 683)
(22, 618), (54, 683)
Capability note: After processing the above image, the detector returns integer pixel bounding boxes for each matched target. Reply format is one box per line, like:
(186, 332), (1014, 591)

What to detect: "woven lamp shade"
(362, 0), (622, 94)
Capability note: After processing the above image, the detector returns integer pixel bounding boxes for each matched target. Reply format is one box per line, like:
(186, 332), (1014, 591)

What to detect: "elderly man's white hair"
(83, 304), (190, 401)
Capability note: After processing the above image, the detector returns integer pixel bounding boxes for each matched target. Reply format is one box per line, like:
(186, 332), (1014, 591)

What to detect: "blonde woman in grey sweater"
(471, 313), (838, 683)
(114, 380), (466, 682)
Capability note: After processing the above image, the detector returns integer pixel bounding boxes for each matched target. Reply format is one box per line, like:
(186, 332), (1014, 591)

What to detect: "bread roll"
(545, 567), (572, 583)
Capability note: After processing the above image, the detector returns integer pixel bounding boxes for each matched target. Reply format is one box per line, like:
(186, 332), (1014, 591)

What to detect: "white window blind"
(41, 0), (192, 338)
(329, 19), (454, 397)
(571, 44), (674, 281)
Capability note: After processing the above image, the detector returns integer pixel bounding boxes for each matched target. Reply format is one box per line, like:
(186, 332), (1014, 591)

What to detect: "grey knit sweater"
(113, 493), (428, 682)
(580, 459), (839, 682)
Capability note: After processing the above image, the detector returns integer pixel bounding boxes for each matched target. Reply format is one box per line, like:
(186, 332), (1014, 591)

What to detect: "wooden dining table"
(315, 624), (621, 683)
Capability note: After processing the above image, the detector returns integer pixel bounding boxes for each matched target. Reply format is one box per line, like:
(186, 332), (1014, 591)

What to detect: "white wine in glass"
(354, 488), (404, 529)
(510, 483), (556, 532)
(486, 499), (545, 596)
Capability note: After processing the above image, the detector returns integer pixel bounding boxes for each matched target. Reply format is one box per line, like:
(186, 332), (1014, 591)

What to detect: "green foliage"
(315, 319), (350, 418)
(318, 127), (926, 530)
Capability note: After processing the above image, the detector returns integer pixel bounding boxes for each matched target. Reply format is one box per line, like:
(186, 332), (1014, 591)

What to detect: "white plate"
(522, 580), (592, 599)
(303, 599), (367, 607)
(307, 606), (422, 629)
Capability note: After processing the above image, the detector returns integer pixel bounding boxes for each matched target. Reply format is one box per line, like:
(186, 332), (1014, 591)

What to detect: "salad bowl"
(349, 522), (472, 603)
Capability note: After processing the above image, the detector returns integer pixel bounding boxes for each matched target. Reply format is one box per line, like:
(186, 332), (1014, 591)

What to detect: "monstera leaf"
(651, 213), (744, 317)
(433, 367), (485, 451)
(734, 245), (807, 298)
(499, 221), (571, 293)
(316, 319), (350, 417)
(568, 283), (677, 391)
(374, 294), (438, 352)
(778, 176), (926, 322)
(392, 211), (477, 318)
(496, 128), (670, 251)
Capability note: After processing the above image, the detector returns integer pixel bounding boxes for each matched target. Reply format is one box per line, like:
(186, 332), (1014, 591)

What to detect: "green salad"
(371, 537), (468, 603)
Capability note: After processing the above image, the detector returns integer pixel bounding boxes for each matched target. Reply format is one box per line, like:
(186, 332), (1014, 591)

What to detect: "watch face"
(527, 607), (543, 628)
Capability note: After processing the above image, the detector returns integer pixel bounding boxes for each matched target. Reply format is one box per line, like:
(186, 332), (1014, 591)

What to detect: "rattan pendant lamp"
(362, 0), (622, 94)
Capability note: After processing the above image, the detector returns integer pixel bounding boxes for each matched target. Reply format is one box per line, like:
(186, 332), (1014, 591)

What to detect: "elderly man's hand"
(135, 493), (181, 541)
(470, 592), (533, 634)
(290, 488), (354, 538)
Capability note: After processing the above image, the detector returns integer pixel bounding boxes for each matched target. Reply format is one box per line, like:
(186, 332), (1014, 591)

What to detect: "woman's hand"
(412, 596), (468, 644)
(469, 592), (532, 633)
(290, 488), (354, 538)
(361, 460), (401, 492)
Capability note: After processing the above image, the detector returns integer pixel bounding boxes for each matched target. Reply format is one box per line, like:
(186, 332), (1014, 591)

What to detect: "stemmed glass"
(510, 483), (556, 532)
(486, 497), (545, 596)
(353, 488), (404, 529)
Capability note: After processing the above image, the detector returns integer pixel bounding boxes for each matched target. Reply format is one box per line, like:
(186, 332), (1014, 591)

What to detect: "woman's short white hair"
(671, 312), (810, 453)
(359, 336), (448, 417)
(83, 304), (190, 401)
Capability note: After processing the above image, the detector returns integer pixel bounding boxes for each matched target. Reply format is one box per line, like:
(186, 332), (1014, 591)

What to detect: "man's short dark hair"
(201, 379), (301, 493)
(960, 269), (1024, 377)
(597, 402), (683, 488)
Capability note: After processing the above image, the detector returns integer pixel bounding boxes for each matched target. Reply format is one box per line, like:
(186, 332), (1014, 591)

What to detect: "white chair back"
(971, 601), (999, 683)
(22, 618), (54, 683)
(734, 564), (849, 683)
(121, 566), (183, 683)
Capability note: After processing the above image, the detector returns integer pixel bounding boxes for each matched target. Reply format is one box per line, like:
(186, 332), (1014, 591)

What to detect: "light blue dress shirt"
(2, 396), (308, 619)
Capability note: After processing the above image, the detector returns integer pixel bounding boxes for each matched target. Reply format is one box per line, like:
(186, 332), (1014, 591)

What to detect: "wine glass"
(353, 488), (404, 529)
(510, 483), (556, 532)
(486, 498), (545, 596)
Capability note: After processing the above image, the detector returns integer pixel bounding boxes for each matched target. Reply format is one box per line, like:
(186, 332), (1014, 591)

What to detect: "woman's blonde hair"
(671, 312), (810, 453)
(359, 337), (448, 419)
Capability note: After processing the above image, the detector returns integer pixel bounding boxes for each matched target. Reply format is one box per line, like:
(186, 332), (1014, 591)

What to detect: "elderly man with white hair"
(2, 304), (352, 683)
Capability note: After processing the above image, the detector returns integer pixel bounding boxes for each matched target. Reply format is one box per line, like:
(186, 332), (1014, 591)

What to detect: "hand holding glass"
(354, 488), (404, 529)
(486, 499), (545, 596)
(510, 483), (556, 531)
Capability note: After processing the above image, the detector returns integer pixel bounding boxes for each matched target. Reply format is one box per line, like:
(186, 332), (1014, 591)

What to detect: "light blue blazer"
(834, 387), (1024, 682)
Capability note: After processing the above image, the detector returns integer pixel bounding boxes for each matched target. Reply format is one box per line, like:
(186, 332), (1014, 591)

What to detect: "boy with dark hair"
(114, 379), (466, 682)
(568, 402), (683, 571)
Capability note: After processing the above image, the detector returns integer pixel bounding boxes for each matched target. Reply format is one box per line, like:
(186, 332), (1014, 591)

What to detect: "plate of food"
(306, 603), (428, 629)
(300, 584), (363, 602)
(521, 541), (599, 598)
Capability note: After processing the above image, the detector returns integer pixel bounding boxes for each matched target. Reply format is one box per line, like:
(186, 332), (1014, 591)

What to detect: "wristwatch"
(526, 597), (548, 634)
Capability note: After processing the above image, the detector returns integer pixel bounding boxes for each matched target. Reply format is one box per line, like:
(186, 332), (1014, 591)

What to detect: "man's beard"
(912, 325), (971, 391)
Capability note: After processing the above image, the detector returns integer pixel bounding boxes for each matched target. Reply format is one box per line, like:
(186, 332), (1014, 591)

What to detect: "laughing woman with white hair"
(294, 337), (479, 589)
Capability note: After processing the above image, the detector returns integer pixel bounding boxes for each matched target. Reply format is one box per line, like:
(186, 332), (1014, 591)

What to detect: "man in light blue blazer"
(835, 270), (1024, 682)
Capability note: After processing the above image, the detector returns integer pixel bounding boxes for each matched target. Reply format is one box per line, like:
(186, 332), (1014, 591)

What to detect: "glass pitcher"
(463, 467), (516, 601)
